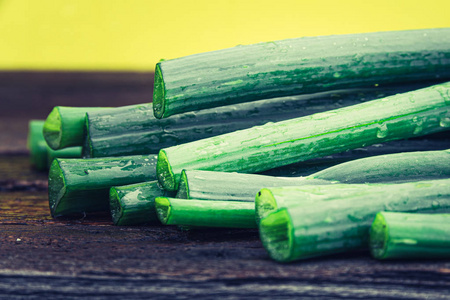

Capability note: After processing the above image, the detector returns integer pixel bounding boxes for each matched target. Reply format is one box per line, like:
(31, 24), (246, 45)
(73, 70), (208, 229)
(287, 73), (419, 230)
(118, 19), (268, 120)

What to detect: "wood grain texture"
(1, 188), (449, 299)
(0, 72), (449, 299)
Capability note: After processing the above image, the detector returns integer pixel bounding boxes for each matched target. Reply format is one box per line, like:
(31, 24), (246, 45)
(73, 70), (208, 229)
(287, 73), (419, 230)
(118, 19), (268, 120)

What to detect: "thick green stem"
(109, 181), (175, 226)
(155, 197), (256, 228)
(370, 212), (450, 260)
(43, 106), (107, 150)
(49, 155), (157, 217)
(176, 169), (321, 201)
(258, 179), (450, 262)
(157, 82), (450, 191)
(153, 28), (450, 118)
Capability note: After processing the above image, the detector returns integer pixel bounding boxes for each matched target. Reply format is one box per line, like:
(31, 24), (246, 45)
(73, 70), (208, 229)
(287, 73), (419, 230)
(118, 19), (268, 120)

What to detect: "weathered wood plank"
(0, 272), (449, 299)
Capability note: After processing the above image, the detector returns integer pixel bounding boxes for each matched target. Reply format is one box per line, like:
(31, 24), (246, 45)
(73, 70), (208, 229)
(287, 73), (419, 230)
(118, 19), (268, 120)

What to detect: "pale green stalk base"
(155, 197), (256, 228)
(370, 212), (450, 260)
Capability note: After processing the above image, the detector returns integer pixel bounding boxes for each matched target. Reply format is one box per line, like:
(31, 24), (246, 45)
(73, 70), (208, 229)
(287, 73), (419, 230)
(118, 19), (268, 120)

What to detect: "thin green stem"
(370, 212), (450, 259)
(155, 197), (256, 228)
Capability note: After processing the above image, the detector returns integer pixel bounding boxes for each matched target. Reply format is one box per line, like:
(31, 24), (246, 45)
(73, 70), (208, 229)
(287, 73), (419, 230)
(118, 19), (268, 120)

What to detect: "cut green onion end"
(48, 159), (67, 217)
(255, 188), (278, 225)
(259, 208), (293, 262)
(157, 150), (177, 191)
(370, 212), (389, 260)
(152, 63), (166, 119)
(155, 197), (171, 224)
(175, 169), (190, 199)
(109, 187), (123, 226)
(43, 107), (63, 150)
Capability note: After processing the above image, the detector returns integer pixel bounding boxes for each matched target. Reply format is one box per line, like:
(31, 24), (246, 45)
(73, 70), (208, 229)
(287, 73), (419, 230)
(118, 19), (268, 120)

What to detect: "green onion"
(370, 212), (450, 260)
(43, 106), (107, 150)
(155, 197), (256, 228)
(49, 155), (157, 217)
(153, 28), (450, 118)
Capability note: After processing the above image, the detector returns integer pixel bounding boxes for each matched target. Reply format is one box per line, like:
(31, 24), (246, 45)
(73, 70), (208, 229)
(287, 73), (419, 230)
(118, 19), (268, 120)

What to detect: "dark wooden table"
(0, 72), (449, 299)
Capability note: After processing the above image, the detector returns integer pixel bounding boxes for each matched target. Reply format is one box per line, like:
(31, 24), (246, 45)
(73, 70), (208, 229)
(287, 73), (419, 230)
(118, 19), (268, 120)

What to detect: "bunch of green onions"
(32, 29), (450, 262)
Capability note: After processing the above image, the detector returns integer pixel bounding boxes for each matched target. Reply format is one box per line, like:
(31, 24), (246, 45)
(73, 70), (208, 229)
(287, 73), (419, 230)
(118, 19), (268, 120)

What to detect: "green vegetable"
(83, 85), (423, 158)
(155, 197), (256, 228)
(309, 149), (450, 183)
(49, 155), (157, 217)
(28, 120), (81, 170)
(157, 82), (450, 191)
(370, 212), (450, 260)
(180, 149), (450, 207)
(258, 179), (450, 262)
(260, 135), (450, 177)
(109, 181), (175, 226)
(176, 170), (324, 201)
(43, 106), (107, 150)
(255, 149), (450, 222)
(153, 28), (450, 118)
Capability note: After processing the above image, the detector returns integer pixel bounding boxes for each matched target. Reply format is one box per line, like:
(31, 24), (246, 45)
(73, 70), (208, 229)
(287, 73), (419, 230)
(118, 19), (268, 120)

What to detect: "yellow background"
(0, 0), (449, 71)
